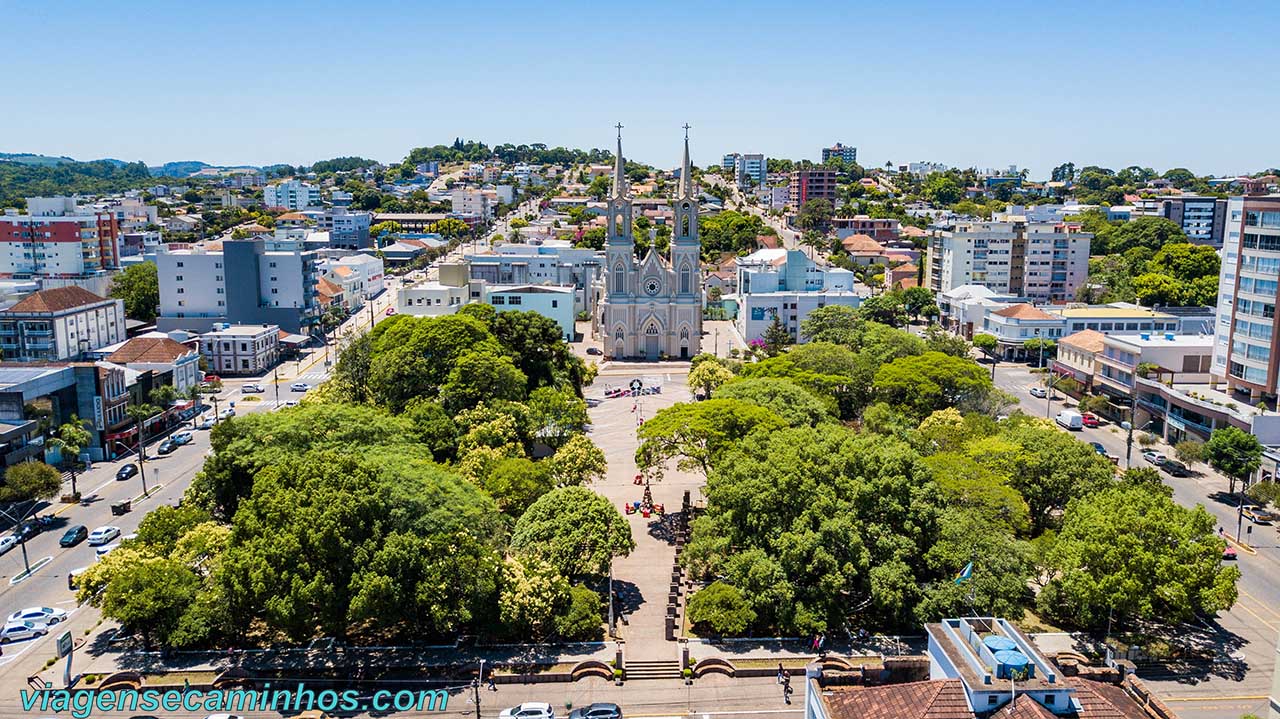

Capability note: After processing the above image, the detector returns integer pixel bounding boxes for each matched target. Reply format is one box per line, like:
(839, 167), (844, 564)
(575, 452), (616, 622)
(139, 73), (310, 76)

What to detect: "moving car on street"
(1242, 506), (1280, 524)
(1029, 386), (1047, 398)
(1142, 451), (1166, 465)
(568, 703), (622, 719)
(88, 526), (121, 546)
(171, 431), (193, 446)
(0, 535), (16, 555)
(242, 383), (265, 393)
(116, 464), (139, 481)
(1081, 412), (1100, 428)
(157, 439), (177, 455)
(1161, 460), (1191, 477)
(60, 525), (88, 547)
(290, 382), (311, 392)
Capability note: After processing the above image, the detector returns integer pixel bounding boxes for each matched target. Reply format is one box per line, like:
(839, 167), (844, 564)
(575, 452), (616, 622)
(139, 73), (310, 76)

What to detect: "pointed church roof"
(678, 124), (693, 199)
(611, 124), (628, 199)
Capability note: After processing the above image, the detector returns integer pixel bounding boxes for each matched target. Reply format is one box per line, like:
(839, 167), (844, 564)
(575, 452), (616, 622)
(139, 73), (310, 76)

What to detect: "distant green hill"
(148, 160), (212, 177)
(0, 152), (78, 167)
(0, 159), (152, 207)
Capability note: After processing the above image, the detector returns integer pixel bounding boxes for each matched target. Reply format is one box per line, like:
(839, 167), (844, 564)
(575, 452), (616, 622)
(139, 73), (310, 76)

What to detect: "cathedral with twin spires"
(593, 126), (703, 360)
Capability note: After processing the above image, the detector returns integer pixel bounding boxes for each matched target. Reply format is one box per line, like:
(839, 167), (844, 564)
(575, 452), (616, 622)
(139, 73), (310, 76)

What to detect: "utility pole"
(273, 367), (280, 406)
(471, 659), (485, 719)
(1124, 398), (1137, 469)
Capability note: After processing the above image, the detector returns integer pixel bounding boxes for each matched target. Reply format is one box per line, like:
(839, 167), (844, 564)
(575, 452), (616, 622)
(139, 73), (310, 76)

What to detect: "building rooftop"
(107, 337), (197, 364)
(200, 324), (278, 337)
(1054, 306), (1174, 319)
(819, 679), (971, 719)
(1106, 332), (1214, 349)
(1059, 329), (1107, 354)
(992, 303), (1059, 321)
(4, 286), (112, 314)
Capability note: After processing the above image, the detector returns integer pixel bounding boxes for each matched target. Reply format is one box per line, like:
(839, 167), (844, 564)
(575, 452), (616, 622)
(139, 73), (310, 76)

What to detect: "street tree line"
(77, 308), (630, 649)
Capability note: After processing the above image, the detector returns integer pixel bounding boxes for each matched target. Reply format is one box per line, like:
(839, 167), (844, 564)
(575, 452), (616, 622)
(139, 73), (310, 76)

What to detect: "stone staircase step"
(625, 659), (682, 680)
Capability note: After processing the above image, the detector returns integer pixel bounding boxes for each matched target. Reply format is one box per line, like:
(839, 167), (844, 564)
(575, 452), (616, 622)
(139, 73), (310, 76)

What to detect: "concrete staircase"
(625, 659), (682, 680)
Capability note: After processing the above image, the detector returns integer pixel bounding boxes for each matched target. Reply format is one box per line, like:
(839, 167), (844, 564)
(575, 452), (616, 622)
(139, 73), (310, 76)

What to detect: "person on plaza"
(776, 663), (785, 684)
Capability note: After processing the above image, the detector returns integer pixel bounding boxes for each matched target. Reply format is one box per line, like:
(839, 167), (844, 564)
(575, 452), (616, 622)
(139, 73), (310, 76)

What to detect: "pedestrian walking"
(818, 632), (826, 655)
(776, 663), (785, 685)
(487, 675), (497, 691)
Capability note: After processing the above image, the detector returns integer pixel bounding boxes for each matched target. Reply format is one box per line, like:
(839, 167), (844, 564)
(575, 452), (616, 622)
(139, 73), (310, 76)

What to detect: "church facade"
(594, 128), (703, 361)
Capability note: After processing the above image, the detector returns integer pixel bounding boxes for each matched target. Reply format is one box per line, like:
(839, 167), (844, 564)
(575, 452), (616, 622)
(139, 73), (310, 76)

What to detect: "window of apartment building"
(175, 275), (183, 281)
(510, 296), (522, 305)
(493, 297), (505, 305)
(269, 262), (277, 268)
(177, 287), (184, 294)
(215, 263), (222, 269)
(270, 276), (277, 281)
(271, 289), (278, 294)
(217, 300), (225, 307)
(551, 300), (558, 308)
(176, 262), (184, 267)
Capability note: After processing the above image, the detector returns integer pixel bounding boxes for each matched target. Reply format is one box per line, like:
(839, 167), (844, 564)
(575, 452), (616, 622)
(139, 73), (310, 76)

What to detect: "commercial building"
(103, 335), (202, 393)
(979, 303), (1065, 361)
(199, 324), (280, 375)
(820, 143), (857, 165)
(321, 253), (384, 306)
(0, 197), (121, 279)
(729, 248), (861, 343)
(264, 180), (322, 211)
(928, 213), (1092, 302)
(466, 241), (602, 314)
(1161, 196), (1228, 247)
(1052, 329), (1106, 391)
(1093, 332), (1214, 401)
(788, 169), (838, 209)
(831, 216), (900, 242)
(0, 286), (126, 361)
(451, 189), (492, 221)
(397, 279), (469, 317)
(484, 285), (576, 341)
(156, 238), (320, 334)
(722, 153), (766, 189)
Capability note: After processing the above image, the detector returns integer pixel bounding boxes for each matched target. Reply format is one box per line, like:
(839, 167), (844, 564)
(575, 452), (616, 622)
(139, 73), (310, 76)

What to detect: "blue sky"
(3, 0), (1277, 178)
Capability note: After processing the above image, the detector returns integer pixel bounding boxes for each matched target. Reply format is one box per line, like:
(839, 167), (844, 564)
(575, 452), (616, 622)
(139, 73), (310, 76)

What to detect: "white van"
(1055, 410), (1084, 431)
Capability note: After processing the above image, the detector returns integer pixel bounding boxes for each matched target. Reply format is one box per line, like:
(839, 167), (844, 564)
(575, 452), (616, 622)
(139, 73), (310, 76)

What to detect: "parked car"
(1223, 544), (1238, 560)
(59, 525), (88, 547)
(218, 408), (236, 420)
(1029, 386), (1047, 399)
(241, 383), (265, 394)
(170, 431), (194, 446)
(87, 526), (121, 546)
(500, 703), (554, 719)
(1161, 460), (1191, 477)
(203, 374), (221, 383)
(1055, 410), (1083, 431)
(0, 620), (48, 643)
(196, 416), (216, 430)
(116, 464), (139, 481)
(1142, 451), (1167, 465)
(156, 439), (177, 455)
(586, 347), (603, 356)
(568, 703), (622, 719)
(0, 536), (16, 555)
(8, 607), (66, 625)
(13, 523), (40, 541)
(604, 387), (627, 399)
(95, 543), (120, 559)
(290, 382), (311, 392)
(1081, 412), (1100, 428)
(1089, 442), (1108, 456)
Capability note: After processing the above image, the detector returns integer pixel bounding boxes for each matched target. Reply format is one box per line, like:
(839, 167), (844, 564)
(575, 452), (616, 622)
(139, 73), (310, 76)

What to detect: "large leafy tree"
(0, 462), (62, 503)
(491, 310), (586, 392)
(713, 377), (830, 427)
(511, 487), (634, 578)
(800, 305), (863, 344)
(108, 262), (161, 323)
(440, 350), (527, 413)
(874, 351), (993, 420)
(1204, 426), (1263, 494)
(1037, 485), (1239, 627)
(362, 314), (502, 411)
(635, 399), (787, 479)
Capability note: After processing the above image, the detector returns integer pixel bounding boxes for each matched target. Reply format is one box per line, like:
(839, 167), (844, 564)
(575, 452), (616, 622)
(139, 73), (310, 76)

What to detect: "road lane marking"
(1231, 596), (1277, 631)
(1161, 694), (1267, 702)
(1240, 589), (1280, 622)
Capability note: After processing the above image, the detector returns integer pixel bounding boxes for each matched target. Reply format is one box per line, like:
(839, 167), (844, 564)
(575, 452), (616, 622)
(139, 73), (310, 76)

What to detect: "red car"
(203, 373), (221, 383)
(1081, 412), (1100, 428)
(1223, 545), (1238, 560)
(385, 307), (396, 316)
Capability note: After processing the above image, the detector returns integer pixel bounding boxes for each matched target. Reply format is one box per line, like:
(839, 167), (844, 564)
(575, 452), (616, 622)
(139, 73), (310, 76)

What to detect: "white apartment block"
(264, 180), (322, 211)
(321, 254), (385, 304)
(199, 324), (280, 375)
(0, 197), (122, 278)
(397, 281), (469, 316)
(0, 286), (126, 361)
(929, 214), (1091, 302)
(452, 189), (492, 221)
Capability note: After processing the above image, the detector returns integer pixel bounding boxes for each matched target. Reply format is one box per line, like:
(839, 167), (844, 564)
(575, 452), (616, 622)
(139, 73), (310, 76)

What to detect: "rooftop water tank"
(983, 636), (1018, 653)
(1165, 332), (1175, 341)
(993, 649), (1033, 680)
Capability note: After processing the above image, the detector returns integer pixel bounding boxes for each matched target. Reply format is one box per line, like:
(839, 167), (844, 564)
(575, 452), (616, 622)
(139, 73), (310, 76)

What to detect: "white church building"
(592, 127), (703, 360)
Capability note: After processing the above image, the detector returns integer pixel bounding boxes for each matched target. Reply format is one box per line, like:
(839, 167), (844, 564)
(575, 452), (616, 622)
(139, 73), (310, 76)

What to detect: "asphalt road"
(992, 361), (1278, 719)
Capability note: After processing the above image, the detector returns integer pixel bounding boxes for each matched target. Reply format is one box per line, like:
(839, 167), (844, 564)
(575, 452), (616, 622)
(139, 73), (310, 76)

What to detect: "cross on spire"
(682, 123), (691, 139)
(615, 122), (624, 139)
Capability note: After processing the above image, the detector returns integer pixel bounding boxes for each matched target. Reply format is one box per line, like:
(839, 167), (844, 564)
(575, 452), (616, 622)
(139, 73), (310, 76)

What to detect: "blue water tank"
(993, 649), (1033, 679)
(983, 636), (1018, 653)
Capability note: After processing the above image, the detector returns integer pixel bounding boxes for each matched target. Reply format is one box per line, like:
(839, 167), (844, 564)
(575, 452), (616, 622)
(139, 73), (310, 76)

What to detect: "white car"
(218, 408), (236, 420)
(1142, 450), (1167, 465)
(0, 535), (16, 555)
(290, 382), (311, 392)
(241, 383), (265, 394)
(196, 416), (216, 430)
(0, 620), (48, 643)
(95, 543), (120, 559)
(8, 607), (66, 625)
(501, 703), (555, 719)
(1029, 386), (1047, 398)
(87, 526), (121, 546)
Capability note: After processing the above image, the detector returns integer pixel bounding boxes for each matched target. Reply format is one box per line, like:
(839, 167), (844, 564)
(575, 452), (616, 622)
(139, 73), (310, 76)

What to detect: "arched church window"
(615, 213), (625, 232)
(645, 325), (659, 336)
(615, 327), (625, 341)
(679, 264), (691, 294)
(680, 327), (689, 339)
(613, 263), (625, 293)
(681, 213), (690, 237)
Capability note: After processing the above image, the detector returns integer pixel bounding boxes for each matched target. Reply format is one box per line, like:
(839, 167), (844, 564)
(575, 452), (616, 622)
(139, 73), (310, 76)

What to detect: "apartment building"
(264, 180), (322, 211)
(928, 213), (1092, 302)
(1094, 332), (1215, 401)
(731, 249), (862, 343)
(1161, 196), (1228, 247)
(321, 254), (385, 304)
(465, 241), (602, 313)
(722, 153), (766, 189)
(830, 216), (900, 242)
(0, 197), (121, 279)
(156, 238), (320, 333)
(788, 169), (838, 209)
(1213, 194), (1280, 400)
(821, 143), (857, 165)
(0, 286), (125, 361)
(451, 189), (492, 221)
(199, 324), (280, 375)
(318, 208), (372, 249)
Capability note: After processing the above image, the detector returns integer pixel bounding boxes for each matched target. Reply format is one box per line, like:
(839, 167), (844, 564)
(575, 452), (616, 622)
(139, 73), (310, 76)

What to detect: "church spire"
(611, 123), (627, 199)
(679, 123), (693, 198)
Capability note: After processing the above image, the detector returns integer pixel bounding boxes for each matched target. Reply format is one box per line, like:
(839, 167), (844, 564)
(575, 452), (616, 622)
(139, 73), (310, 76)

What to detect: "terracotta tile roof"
(330, 266), (354, 277)
(995, 694), (1057, 719)
(277, 212), (310, 222)
(240, 223), (270, 233)
(316, 277), (343, 297)
(992, 303), (1058, 321)
(902, 226), (929, 238)
(756, 234), (780, 249)
(841, 233), (885, 254)
(106, 337), (195, 364)
(892, 262), (919, 274)
(1060, 329), (1107, 354)
(6, 286), (111, 314)
(821, 680), (972, 719)
(1067, 676), (1148, 719)
(887, 253), (915, 263)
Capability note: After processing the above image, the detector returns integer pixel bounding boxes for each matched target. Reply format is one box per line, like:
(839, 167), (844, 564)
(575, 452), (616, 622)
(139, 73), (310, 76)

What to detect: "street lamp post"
(1035, 328), (1045, 370)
